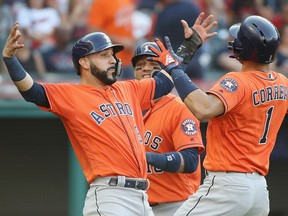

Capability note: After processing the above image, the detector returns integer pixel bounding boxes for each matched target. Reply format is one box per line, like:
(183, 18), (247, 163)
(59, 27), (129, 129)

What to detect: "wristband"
(176, 28), (203, 64)
(3, 56), (27, 81)
(171, 68), (199, 101)
(146, 152), (181, 172)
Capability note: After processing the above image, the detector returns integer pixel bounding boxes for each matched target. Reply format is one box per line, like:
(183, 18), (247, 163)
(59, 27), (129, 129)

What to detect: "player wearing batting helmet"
(2, 25), (178, 215)
(148, 13), (288, 216)
(132, 41), (204, 216)
(72, 32), (124, 76)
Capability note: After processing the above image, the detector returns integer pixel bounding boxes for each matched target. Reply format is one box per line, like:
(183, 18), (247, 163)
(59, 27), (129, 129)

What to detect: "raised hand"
(176, 12), (218, 64)
(2, 22), (24, 58)
(148, 37), (181, 74)
(181, 12), (218, 41)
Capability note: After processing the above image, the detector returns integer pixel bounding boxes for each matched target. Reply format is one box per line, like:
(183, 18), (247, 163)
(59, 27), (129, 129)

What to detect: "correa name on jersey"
(90, 102), (133, 125)
(252, 84), (288, 106)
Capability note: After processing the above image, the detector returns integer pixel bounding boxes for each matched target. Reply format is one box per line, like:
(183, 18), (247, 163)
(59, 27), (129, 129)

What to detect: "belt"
(108, 177), (149, 190)
(206, 170), (262, 176)
(150, 203), (160, 207)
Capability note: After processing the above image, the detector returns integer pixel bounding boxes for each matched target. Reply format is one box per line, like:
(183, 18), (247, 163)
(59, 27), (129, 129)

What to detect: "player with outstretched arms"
(2, 23), (174, 216)
(1, 13), (216, 216)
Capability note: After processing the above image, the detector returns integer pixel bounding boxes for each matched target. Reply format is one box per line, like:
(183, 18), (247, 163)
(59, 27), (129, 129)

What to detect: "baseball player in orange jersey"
(131, 42), (205, 216)
(148, 13), (288, 216)
(2, 24), (177, 215)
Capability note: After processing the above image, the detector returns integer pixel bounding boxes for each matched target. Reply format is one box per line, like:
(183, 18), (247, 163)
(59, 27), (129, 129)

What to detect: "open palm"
(181, 12), (218, 42)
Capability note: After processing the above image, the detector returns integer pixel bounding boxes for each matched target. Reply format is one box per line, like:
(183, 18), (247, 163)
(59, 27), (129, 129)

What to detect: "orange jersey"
(38, 79), (156, 183)
(87, 0), (135, 66)
(205, 71), (288, 176)
(143, 94), (204, 203)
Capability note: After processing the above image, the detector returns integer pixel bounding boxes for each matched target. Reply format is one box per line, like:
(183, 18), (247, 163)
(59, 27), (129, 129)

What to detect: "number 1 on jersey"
(259, 106), (274, 144)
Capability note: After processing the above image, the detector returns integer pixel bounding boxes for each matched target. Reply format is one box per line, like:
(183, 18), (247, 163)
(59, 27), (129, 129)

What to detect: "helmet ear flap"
(115, 57), (122, 77)
(228, 39), (245, 61)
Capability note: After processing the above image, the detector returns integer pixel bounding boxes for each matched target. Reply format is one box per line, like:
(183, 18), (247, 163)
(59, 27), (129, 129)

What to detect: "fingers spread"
(10, 22), (19, 38)
(11, 31), (22, 43)
(148, 45), (160, 55)
(206, 32), (218, 39)
(154, 38), (166, 51)
(194, 12), (205, 25)
(181, 20), (189, 29)
(164, 36), (172, 51)
(206, 21), (218, 32)
(202, 15), (214, 27)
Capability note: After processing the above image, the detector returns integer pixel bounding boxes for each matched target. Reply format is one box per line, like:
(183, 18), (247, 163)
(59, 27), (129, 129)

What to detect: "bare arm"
(183, 89), (224, 121)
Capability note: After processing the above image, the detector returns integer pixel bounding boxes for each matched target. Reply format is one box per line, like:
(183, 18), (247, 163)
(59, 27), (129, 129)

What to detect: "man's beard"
(90, 63), (117, 85)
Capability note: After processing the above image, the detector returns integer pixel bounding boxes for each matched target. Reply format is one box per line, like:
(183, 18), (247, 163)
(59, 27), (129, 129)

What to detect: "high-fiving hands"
(148, 12), (218, 71)
(176, 12), (218, 64)
(181, 12), (218, 42)
(147, 36), (182, 74)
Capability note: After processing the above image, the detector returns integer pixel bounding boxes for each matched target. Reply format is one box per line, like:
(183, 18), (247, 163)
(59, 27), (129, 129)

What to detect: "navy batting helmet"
(72, 32), (124, 75)
(228, 15), (280, 64)
(131, 42), (160, 67)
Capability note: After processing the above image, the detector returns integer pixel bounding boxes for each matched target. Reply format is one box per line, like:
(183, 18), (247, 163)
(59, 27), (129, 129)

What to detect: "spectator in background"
(152, 0), (205, 79)
(267, 0), (288, 30)
(0, 0), (14, 74)
(196, 0), (241, 76)
(271, 23), (288, 77)
(16, 0), (61, 51)
(226, 0), (273, 24)
(60, 0), (91, 42)
(212, 34), (241, 74)
(41, 26), (75, 75)
(87, 0), (137, 80)
(16, 31), (46, 78)
(132, 6), (153, 47)
(1, 0), (26, 6)
(137, 0), (157, 12)
(45, 0), (69, 18)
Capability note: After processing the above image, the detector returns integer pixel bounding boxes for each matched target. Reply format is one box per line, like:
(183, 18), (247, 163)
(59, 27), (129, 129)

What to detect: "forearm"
(3, 56), (33, 91)
(184, 90), (218, 120)
(171, 68), (223, 121)
(153, 70), (174, 99)
(3, 56), (49, 107)
(176, 28), (202, 64)
(146, 148), (199, 173)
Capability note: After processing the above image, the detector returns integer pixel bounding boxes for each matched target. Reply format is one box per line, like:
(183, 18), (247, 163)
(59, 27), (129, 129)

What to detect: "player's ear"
(79, 57), (89, 70)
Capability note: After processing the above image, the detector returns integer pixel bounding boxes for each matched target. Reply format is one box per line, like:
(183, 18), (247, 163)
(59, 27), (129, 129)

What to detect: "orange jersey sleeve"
(205, 71), (288, 176)
(87, 0), (135, 66)
(38, 78), (155, 183)
(143, 94), (204, 203)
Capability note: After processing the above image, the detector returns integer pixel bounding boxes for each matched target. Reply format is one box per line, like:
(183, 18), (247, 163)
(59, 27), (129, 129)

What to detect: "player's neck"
(242, 61), (270, 72)
(80, 75), (107, 89)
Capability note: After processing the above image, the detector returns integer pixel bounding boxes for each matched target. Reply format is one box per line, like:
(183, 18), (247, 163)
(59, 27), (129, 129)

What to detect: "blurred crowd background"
(1, 0), (288, 82)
